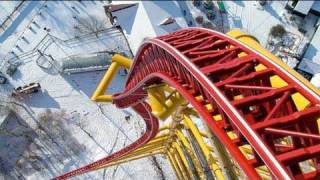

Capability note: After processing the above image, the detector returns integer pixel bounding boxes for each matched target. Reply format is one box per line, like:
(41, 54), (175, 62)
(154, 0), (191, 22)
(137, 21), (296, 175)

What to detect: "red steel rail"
(54, 28), (320, 179)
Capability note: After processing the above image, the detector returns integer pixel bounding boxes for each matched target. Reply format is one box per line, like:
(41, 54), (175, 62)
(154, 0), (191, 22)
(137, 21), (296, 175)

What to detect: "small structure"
(192, 0), (201, 7)
(289, 0), (320, 17)
(293, 1), (314, 16)
(159, 17), (176, 26)
(124, 115), (130, 121)
(258, 0), (267, 6)
(60, 52), (113, 74)
(104, 3), (138, 25)
(4, 63), (18, 76)
(12, 82), (41, 97)
(217, 1), (226, 13)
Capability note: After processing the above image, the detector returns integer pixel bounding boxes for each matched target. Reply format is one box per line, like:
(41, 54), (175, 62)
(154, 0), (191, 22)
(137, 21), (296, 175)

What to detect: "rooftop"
(108, 1), (188, 54)
(302, 26), (320, 66)
(294, 0), (314, 15)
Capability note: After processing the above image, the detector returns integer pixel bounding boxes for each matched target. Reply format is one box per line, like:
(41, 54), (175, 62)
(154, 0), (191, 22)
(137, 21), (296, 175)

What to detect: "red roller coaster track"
(54, 28), (320, 179)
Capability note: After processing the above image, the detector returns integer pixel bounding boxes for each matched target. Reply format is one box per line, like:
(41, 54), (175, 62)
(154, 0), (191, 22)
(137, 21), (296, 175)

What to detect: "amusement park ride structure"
(54, 28), (320, 180)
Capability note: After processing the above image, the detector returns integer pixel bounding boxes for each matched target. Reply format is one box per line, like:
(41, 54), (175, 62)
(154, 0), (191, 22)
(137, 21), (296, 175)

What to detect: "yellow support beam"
(117, 139), (167, 159)
(171, 141), (195, 179)
(167, 151), (183, 180)
(147, 86), (167, 118)
(160, 124), (214, 179)
(93, 137), (169, 170)
(93, 143), (167, 171)
(182, 115), (225, 180)
(174, 128), (205, 179)
(170, 146), (190, 179)
(148, 86), (187, 120)
(112, 54), (132, 69)
(95, 149), (165, 170)
(91, 54), (132, 102)
(227, 29), (320, 96)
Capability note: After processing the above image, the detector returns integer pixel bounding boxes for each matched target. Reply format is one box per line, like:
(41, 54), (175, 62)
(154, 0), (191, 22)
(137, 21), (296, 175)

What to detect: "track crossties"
(55, 28), (320, 179)
(119, 28), (320, 179)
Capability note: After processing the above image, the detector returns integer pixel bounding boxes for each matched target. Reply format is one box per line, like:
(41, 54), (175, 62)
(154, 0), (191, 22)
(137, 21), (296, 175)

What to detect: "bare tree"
(37, 109), (67, 139)
(195, 16), (204, 24)
(192, 0), (201, 6)
(270, 24), (286, 38)
(204, 0), (213, 9)
(202, 21), (215, 30)
(74, 16), (107, 37)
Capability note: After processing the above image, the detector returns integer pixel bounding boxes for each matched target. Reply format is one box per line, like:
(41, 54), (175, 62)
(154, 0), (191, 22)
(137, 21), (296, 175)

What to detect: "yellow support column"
(172, 140), (196, 179)
(147, 85), (167, 117)
(91, 54), (132, 102)
(148, 86), (187, 120)
(171, 147), (190, 179)
(95, 150), (164, 170)
(167, 151), (183, 180)
(91, 62), (119, 102)
(175, 128), (205, 179)
(112, 54), (132, 69)
(183, 115), (225, 180)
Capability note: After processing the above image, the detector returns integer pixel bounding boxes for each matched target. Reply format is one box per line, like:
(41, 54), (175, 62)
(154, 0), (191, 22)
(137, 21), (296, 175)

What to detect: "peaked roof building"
(104, 1), (188, 54)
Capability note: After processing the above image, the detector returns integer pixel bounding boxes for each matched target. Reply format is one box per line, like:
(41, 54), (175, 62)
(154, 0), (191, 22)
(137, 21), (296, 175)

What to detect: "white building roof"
(311, 0), (320, 13)
(110, 1), (188, 55)
(298, 59), (320, 74)
(300, 26), (320, 72)
(294, 0), (314, 15)
(297, 60), (320, 89)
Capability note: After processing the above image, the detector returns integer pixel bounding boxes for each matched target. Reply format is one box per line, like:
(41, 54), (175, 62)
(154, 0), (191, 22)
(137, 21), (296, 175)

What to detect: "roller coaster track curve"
(54, 28), (320, 180)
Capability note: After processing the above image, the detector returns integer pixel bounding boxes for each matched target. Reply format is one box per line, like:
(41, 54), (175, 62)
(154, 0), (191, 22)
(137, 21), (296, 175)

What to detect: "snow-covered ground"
(0, 1), (174, 179)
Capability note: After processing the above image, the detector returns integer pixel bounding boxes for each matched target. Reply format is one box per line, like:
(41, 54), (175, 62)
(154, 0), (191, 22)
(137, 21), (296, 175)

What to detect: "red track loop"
(54, 28), (320, 179)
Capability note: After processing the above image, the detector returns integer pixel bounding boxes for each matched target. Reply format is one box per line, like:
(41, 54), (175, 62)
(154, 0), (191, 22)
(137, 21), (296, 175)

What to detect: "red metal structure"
(54, 28), (320, 179)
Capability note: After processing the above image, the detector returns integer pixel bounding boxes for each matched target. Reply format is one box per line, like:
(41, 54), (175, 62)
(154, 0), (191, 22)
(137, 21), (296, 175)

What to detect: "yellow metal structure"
(90, 29), (319, 179)
(227, 29), (320, 96)
(91, 54), (132, 102)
